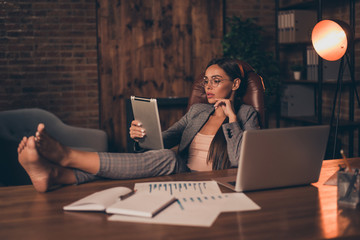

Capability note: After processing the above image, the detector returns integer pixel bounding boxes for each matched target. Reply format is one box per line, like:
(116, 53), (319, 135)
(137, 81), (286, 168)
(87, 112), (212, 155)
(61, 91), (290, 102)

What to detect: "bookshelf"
(275, 0), (360, 158)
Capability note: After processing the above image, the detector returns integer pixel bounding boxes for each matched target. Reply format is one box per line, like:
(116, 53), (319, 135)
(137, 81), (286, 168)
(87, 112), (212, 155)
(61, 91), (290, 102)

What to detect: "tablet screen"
(130, 96), (164, 150)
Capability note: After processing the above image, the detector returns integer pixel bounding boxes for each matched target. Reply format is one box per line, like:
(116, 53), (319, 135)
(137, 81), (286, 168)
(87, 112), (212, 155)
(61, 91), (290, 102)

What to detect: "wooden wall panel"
(97, 0), (223, 151)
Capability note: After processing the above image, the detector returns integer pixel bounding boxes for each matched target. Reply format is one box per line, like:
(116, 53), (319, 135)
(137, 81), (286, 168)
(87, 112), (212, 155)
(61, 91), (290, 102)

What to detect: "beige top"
(187, 132), (215, 171)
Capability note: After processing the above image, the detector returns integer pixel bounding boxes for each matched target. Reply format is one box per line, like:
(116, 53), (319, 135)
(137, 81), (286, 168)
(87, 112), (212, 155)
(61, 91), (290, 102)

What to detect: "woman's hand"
(214, 98), (237, 122)
(129, 120), (146, 141)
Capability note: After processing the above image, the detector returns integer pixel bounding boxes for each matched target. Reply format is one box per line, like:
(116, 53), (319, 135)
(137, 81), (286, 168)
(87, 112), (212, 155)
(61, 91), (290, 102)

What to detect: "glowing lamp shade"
(311, 20), (350, 61)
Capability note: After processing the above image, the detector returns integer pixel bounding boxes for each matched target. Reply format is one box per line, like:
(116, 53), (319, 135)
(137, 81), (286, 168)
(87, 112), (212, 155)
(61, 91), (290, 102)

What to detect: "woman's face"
(203, 64), (239, 104)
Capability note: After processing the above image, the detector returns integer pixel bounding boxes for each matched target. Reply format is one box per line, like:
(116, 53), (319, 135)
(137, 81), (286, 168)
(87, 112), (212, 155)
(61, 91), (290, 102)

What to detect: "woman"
(17, 57), (260, 192)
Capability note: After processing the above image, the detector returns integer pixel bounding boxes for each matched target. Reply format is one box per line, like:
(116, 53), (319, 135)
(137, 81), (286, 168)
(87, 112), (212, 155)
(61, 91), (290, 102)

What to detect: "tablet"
(130, 96), (164, 150)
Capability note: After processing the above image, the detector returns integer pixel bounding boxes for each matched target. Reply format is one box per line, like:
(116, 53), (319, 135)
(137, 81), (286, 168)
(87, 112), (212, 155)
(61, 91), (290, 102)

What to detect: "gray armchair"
(0, 108), (108, 186)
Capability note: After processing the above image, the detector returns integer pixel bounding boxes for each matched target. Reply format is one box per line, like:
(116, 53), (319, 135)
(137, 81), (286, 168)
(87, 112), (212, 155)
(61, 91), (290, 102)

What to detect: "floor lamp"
(311, 20), (360, 159)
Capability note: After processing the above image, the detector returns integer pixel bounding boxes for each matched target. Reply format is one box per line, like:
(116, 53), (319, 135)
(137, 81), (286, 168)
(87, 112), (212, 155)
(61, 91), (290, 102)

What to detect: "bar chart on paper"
(109, 192), (260, 227)
(174, 194), (231, 212)
(109, 181), (260, 227)
(134, 181), (222, 197)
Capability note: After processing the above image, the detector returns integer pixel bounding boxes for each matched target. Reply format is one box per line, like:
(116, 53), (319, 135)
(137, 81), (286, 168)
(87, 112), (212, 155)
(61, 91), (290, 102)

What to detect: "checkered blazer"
(162, 103), (260, 167)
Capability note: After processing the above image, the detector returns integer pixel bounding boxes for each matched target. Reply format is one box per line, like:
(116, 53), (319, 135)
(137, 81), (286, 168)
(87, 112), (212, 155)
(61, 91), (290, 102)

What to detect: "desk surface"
(1, 159), (360, 240)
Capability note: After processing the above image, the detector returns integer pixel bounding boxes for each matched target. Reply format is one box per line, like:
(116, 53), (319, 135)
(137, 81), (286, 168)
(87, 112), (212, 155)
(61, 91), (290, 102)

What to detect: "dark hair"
(207, 118), (231, 170)
(206, 57), (247, 102)
(205, 57), (247, 170)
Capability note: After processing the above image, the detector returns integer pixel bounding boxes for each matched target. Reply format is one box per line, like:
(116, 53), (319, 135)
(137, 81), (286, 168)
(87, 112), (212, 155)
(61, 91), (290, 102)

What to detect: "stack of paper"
(109, 181), (261, 227)
(63, 181), (261, 227)
(106, 192), (176, 217)
(63, 187), (176, 218)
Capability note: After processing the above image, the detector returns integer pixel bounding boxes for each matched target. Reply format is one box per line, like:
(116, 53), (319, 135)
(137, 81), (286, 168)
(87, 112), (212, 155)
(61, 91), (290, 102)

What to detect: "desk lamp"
(311, 20), (360, 158)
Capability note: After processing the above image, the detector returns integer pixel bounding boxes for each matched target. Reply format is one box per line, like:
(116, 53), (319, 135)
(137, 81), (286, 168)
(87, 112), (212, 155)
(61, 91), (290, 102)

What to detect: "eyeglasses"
(201, 76), (229, 88)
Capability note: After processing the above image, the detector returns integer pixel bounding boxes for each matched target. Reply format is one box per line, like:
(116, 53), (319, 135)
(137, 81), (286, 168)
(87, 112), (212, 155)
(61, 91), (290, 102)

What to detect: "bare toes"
(18, 136), (28, 153)
(34, 123), (70, 167)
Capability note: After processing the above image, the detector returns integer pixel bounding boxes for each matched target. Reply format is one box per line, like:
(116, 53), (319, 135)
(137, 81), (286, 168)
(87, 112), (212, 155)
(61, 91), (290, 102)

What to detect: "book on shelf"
(306, 45), (351, 82)
(278, 10), (317, 43)
(306, 45), (318, 81)
(63, 186), (176, 218)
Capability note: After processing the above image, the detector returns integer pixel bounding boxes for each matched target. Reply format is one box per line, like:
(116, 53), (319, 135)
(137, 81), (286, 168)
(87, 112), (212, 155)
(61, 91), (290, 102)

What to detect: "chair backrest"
(187, 60), (266, 127)
(0, 108), (108, 152)
(0, 108), (108, 186)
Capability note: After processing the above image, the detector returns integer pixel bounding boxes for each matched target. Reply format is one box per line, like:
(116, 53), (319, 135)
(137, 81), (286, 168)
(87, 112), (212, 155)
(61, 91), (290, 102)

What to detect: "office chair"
(187, 60), (266, 127)
(0, 108), (108, 186)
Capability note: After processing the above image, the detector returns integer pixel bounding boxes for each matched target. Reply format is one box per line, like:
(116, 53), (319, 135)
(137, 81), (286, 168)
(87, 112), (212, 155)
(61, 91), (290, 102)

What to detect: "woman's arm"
(130, 114), (189, 152)
(222, 105), (260, 167)
(131, 104), (205, 151)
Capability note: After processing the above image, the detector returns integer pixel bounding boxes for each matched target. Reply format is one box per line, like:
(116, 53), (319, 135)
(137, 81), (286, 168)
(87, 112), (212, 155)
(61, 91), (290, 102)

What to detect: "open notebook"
(214, 125), (330, 192)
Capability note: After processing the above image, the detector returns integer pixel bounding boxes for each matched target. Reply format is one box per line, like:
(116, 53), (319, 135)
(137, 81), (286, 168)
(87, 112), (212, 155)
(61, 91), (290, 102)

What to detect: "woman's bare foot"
(34, 123), (101, 175)
(18, 136), (54, 192)
(35, 123), (71, 167)
(18, 136), (77, 192)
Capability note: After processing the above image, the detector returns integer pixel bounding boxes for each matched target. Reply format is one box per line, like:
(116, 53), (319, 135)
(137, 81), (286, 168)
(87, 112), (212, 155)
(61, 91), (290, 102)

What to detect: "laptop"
(130, 96), (164, 150)
(214, 125), (330, 192)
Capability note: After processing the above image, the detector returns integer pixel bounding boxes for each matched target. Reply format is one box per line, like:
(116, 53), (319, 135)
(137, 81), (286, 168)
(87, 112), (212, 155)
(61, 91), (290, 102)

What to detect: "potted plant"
(222, 16), (281, 115)
(290, 64), (304, 80)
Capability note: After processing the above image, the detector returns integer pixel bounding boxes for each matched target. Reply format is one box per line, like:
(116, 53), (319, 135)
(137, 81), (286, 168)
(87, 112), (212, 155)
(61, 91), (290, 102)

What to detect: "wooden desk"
(1, 159), (360, 240)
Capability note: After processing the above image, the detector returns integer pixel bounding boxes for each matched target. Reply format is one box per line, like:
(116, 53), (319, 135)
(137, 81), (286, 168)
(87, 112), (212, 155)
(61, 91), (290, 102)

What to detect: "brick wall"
(0, 0), (99, 128)
(0, 0), (277, 132)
